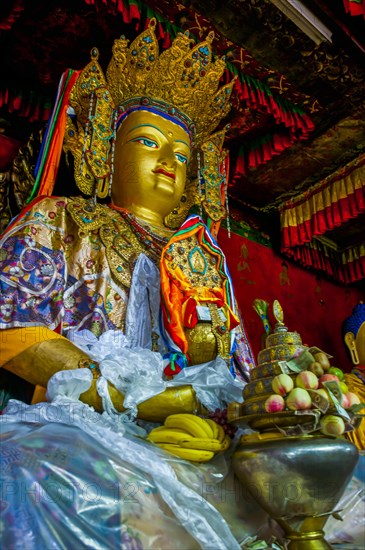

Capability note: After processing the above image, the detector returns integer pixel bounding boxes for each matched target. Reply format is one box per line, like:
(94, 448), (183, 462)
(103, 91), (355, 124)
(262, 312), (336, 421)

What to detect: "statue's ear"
(344, 332), (359, 365)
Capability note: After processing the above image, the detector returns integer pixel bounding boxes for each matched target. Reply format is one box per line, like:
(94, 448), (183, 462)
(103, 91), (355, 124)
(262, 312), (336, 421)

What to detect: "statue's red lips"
(154, 168), (176, 180)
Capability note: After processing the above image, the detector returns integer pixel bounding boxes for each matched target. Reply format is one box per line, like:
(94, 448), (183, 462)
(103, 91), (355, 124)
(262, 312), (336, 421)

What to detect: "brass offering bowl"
(232, 431), (359, 549)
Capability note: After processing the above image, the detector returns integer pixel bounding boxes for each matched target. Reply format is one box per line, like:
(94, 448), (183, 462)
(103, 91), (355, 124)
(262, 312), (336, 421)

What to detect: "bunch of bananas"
(147, 413), (231, 463)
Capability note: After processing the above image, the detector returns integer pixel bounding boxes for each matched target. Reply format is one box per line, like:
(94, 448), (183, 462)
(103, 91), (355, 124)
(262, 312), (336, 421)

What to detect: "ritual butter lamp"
(228, 300), (359, 549)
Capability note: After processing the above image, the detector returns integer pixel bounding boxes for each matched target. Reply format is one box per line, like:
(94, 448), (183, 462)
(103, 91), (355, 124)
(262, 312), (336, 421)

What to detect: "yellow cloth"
(344, 372), (365, 451)
(0, 327), (67, 404)
(0, 326), (66, 366)
(31, 385), (47, 405)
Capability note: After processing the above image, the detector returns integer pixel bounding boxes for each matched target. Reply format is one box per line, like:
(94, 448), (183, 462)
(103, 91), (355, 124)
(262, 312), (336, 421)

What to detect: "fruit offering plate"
(231, 410), (320, 432)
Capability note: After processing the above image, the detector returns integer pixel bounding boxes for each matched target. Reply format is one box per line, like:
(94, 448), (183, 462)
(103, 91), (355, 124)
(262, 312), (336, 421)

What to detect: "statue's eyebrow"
(127, 123), (164, 135)
(175, 139), (190, 149)
(127, 125), (190, 149)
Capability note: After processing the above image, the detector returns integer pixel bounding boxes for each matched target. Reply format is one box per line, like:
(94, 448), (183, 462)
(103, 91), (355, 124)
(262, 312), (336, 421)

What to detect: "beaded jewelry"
(80, 91), (94, 176)
(223, 158), (231, 238)
(107, 109), (118, 198)
(109, 204), (171, 264)
(197, 152), (203, 218)
(78, 357), (101, 379)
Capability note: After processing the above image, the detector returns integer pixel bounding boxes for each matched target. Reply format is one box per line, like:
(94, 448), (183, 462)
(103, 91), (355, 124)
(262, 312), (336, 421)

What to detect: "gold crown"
(64, 18), (235, 209)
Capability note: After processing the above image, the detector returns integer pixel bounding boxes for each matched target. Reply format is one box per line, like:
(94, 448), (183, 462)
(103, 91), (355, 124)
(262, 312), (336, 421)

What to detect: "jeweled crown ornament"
(63, 18), (236, 201)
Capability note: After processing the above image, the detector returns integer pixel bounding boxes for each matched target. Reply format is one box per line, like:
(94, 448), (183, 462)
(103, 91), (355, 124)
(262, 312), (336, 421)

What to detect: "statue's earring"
(180, 193), (187, 205)
(344, 332), (359, 365)
(164, 193), (190, 229)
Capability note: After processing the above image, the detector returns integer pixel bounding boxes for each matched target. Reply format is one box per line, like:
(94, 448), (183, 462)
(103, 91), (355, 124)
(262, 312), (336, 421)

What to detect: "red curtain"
(343, 0), (365, 18)
(280, 153), (365, 283)
(219, 228), (365, 372)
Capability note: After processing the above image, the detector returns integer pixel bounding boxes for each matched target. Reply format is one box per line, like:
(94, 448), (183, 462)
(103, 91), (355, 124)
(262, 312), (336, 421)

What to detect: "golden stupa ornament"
(273, 299), (284, 326)
(63, 18), (237, 202)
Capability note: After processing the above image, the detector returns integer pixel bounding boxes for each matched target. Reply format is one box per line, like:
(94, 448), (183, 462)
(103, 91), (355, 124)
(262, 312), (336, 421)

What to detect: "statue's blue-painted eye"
(175, 153), (188, 164)
(132, 137), (158, 148)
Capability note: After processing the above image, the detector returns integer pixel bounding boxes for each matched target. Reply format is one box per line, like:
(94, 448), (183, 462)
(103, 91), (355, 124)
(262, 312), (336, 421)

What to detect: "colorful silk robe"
(0, 196), (255, 377)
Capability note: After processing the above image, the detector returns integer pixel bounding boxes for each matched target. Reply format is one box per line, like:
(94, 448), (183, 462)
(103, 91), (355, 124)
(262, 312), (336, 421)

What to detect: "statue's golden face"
(344, 321), (365, 365)
(356, 322), (365, 365)
(111, 110), (191, 223)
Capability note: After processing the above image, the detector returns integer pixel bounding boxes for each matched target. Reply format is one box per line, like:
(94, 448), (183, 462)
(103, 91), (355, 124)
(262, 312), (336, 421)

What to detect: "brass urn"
(232, 432), (359, 549)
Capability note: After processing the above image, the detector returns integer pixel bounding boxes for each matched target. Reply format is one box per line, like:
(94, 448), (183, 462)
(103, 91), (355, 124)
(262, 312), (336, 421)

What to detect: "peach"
(319, 374), (339, 388)
(272, 373), (294, 396)
(286, 387), (312, 411)
(346, 392), (361, 407)
(341, 393), (351, 409)
(264, 394), (285, 413)
(308, 361), (324, 377)
(296, 370), (319, 390)
(313, 352), (330, 371)
(316, 388), (330, 400)
(320, 414), (345, 436)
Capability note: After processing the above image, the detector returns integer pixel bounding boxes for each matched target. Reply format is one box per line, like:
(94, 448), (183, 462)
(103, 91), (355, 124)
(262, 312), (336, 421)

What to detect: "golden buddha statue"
(343, 302), (365, 450)
(0, 20), (254, 421)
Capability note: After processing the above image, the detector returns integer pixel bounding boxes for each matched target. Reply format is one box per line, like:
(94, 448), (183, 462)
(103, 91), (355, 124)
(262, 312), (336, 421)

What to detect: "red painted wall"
(219, 229), (365, 373)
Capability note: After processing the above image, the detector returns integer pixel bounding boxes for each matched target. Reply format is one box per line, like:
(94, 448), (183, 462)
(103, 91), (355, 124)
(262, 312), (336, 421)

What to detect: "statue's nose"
(159, 143), (177, 168)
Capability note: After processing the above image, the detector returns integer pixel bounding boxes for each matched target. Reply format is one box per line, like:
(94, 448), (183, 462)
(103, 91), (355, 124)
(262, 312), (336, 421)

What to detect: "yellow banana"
(205, 419), (219, 439)
(149, 426), (188, 434)
(179, 438), (222, 452)
(158, 443), (214, 463)
(198, 418), (215, 439)
(215, 423), (226, 443)
(148, 429), (194, 445)
(164, 414), (213, 439)
(220, 435), (231, 451)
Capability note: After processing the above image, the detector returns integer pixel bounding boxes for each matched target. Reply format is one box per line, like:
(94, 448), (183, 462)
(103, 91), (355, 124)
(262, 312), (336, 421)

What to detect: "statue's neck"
(127, 205), (164, 228)
(110, 203), (173, 239)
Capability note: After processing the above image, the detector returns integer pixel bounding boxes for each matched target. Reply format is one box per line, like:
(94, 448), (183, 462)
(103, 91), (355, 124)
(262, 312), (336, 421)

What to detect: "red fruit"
(264, 394), (285, 413)
(319, 374), (339, 388)
(286, 387), (312, 410)
(296, 370), (319, 390)
(341, 393), (351, 409)
(272, 373), (294, 396)
(347, 392), (361, 407)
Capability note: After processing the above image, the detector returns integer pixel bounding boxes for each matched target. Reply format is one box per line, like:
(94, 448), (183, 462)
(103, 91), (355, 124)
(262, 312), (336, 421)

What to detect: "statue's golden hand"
(2, 331), (199, 421)
(185, 321), (218, 365)
(2, 334), (105, 412)
(184, 302), (231, 366)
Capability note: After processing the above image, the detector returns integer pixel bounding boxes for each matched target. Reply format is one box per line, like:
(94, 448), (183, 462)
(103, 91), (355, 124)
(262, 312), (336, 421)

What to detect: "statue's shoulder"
(2, 196), (118, 238)
(65, 196), (116, 234)
(2, 196), (70, 234)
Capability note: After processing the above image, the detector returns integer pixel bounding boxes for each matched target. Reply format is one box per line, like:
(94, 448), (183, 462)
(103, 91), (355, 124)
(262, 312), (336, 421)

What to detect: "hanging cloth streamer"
(27, 69), (80, 202)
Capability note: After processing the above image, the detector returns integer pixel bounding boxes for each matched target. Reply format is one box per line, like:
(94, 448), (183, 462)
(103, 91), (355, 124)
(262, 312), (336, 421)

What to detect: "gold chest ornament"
(66, 197), (165, 289)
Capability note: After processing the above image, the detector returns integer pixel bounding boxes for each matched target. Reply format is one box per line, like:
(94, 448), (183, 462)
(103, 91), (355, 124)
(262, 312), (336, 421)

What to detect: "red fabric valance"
(0, 0), (25, 30)
(343, 0), (365, 18)
(281, 153), (365, 247)
(280, 153), (365, 283)
(283, 240), (365, 285)
(0, 86), (52, 123)
(1, 0), (316, 179)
